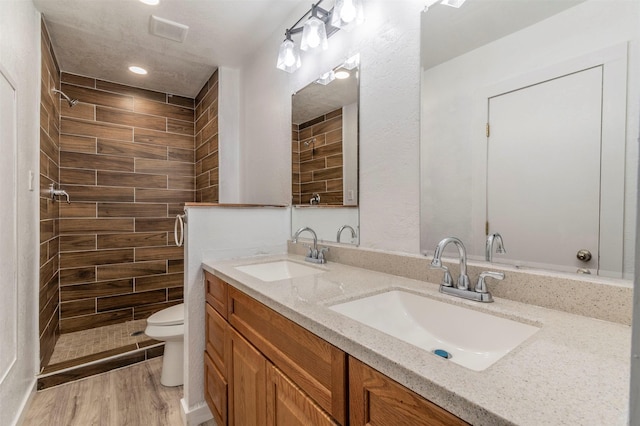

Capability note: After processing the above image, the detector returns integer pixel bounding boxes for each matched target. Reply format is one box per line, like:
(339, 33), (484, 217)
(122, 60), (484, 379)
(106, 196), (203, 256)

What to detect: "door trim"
(472, 43), (628, 276)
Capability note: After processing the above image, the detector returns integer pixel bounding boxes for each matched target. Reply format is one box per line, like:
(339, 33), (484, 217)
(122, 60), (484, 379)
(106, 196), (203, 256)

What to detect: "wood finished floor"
(23, 358), (215, 426)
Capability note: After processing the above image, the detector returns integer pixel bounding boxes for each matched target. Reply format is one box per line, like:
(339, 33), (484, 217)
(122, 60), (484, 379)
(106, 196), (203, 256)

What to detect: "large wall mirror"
(291, 58), (360, 244)
(420, 0), (639, 279)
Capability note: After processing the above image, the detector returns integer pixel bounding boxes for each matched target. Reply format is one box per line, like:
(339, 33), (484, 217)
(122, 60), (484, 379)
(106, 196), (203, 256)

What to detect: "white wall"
(421, 1), (639, 275)
(235, 0), (423, 253)
(218, 66), (242, 204)
(343, 102), (358, 206)
(181, 206), (290, 425)
(0, 1), (41, 424)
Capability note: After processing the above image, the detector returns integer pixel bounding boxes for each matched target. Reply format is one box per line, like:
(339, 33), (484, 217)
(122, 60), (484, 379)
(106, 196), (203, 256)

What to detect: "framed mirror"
(420, 0), (639, 279)
(291, 58), (360, 244)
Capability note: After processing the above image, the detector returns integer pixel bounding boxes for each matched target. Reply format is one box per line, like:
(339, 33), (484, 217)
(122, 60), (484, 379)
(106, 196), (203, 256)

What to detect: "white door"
(487, 66), (603, 273)
(0, 67), (18, 383)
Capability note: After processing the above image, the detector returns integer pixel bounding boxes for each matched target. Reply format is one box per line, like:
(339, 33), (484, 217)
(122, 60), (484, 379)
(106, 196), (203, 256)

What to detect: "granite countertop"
(203, 254), (631, 426)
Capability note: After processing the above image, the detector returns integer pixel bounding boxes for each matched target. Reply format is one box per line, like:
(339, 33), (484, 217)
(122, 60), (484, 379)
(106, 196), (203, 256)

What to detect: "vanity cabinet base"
(349, 357), (469, 426)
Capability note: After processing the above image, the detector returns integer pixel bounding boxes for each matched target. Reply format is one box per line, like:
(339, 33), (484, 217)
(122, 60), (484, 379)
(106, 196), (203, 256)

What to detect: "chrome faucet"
(49, 184), (70, 203)
(430, 237), (470, 290)
(430, 237), (504, 303)
(292, 226), (328, 264)
(336, 225), (357, 243)
(485, 233), (506, 262)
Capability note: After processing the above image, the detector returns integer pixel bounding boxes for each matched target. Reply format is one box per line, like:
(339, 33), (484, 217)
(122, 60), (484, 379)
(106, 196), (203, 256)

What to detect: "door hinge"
(486, 123), (490, 137)
(485, 221), (489, 235)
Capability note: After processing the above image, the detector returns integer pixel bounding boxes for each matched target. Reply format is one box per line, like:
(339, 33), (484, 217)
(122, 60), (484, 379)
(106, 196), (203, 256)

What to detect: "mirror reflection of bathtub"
(420, 0), (639, 278)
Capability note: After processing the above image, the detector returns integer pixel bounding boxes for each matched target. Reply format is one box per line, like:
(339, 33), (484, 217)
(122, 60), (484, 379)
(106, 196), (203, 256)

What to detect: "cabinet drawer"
(349, 357), (469, 426)
(205, 303), (228, 377)
(228, 286), (346, 425)
(204, 351), (228, 426)
(205, 270), (227, 318)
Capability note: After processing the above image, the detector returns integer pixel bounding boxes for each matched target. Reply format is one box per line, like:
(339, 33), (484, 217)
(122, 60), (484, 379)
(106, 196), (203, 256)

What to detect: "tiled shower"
(38, 18), (219, 384)
(292, 107), (344, 205)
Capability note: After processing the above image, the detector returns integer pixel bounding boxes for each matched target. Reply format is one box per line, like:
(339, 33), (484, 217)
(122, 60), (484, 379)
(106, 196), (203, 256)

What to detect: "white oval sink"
(235, 260), (324, 282)
(329, 290), (539, 371)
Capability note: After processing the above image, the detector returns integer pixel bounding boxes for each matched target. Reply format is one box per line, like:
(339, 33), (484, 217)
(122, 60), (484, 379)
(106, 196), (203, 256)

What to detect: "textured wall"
(195, 70), (219, 202)
(238, 0), (422, 253)
(292, 107), (344, 205)
(39, 19), (61, 367)
(0, 2), (41, 425)
(57, 72), (194, 333)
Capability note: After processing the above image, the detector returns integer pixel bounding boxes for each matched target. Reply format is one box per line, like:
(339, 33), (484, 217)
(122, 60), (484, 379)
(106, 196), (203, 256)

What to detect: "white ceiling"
(292, 69), (359, 125)
(421, 0), (586, 70)
(33, 0), (307, 98)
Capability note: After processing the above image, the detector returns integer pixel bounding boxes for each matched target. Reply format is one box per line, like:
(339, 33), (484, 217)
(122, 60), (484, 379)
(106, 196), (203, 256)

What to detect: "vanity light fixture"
(315, 70), (335, 85)
(440, 0), (467, 8)
(276, 0), (364, 73)
(128, 66), (148, 75)
(342, 53), (360, 70)
(139, 0), (159, 5)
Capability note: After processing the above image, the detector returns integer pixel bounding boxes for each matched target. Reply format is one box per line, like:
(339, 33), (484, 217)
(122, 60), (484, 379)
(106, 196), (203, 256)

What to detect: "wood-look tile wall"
(292, 108), (344, 205)
(57, 72), (195, 333)
(40, 19), (61, 367)
(195, 71), (219, 202)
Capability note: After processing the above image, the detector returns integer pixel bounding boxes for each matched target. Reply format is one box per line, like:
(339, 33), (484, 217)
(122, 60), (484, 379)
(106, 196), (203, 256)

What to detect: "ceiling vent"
(149, 15), (189, 43)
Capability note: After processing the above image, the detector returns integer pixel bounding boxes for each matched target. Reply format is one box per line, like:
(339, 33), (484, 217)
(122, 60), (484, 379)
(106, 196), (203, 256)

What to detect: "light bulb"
(306, 31), (320, 48)
(301, 16), (328, 51)
(284, 49), (296, 67)
(331, 0), (364, 31)
(340, 0), (357, 22)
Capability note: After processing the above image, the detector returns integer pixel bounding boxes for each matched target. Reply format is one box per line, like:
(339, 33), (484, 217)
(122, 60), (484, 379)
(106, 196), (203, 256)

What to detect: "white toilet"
(145, 303), (185, 387)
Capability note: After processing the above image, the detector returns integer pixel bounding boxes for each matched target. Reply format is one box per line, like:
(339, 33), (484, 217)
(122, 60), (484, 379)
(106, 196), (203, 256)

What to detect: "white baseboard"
(14, 378), (37, 426)
(180, 397), (213, 426)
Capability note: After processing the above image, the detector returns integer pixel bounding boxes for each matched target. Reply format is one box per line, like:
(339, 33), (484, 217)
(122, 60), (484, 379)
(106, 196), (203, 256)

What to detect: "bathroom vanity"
(202, 254), (630, 425)
(202, 269), (466, 425)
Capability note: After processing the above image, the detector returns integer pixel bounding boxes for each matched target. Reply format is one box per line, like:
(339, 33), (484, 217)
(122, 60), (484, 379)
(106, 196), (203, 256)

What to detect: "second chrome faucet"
(430, 236), (504, 302)
(292, 226), (328, 264)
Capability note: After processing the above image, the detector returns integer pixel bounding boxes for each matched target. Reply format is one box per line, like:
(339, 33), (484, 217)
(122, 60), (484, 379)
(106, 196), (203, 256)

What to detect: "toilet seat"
(145, 323), (184, 340)
(147, 303), (184, 326)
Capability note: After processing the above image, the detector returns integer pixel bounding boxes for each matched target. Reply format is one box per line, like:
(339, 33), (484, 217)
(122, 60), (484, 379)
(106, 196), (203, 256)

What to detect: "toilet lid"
(147, 303), (184, 326)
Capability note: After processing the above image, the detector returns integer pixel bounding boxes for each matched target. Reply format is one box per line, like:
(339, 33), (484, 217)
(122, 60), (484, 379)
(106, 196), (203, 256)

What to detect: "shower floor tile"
(48, 319), (151, 365)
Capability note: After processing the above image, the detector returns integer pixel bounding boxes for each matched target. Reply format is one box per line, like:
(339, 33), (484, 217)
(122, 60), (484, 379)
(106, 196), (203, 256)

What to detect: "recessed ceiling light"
(139, 0), (159, 5)
(128, 66), (148, 75)
(335, 70), (350, 79)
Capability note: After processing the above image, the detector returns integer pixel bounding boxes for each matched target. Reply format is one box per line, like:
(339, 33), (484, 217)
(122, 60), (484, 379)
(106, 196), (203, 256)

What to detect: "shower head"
(52, 89), (78, 107)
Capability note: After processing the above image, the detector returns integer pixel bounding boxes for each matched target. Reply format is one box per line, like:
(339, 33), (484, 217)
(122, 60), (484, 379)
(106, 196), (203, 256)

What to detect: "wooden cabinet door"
(349, 357), (469, 426)
(228, 286), (346, 424)
(228, 326), (267, 426)
(266, 364), (338, 426)
(206, 303), (228, 375)
(204, 351), (228, 426)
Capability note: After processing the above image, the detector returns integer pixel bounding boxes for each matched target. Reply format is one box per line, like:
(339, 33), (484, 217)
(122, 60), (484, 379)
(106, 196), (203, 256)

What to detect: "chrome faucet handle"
(475, 271), (504, 294)
(304, 245), (313, 258)
(457, 274), (470, 291)
(431, 264), (454, 287)
(318, 247), (329, 261)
